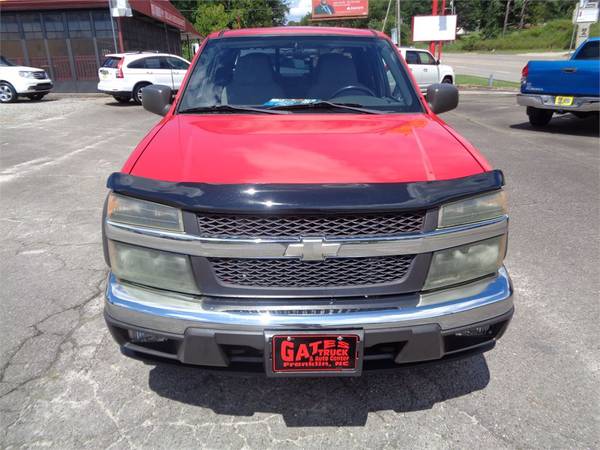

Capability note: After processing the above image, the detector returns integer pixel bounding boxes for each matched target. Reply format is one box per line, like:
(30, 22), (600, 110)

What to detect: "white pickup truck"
(398, 47), (455, 92)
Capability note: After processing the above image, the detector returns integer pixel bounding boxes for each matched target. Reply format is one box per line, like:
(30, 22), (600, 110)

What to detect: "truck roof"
(207, 26), (387, 39)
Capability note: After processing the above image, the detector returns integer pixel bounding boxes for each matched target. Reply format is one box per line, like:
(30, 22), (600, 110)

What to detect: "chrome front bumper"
(517, 93), (600, 112)
(104, 267), (513, 335)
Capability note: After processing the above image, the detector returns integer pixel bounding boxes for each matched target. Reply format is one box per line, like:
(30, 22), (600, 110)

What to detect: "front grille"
(209, 255), (414, 288)
(197, 212), (425, 239)
(33, 71), (46, 79)
(33, 83), (52, 91)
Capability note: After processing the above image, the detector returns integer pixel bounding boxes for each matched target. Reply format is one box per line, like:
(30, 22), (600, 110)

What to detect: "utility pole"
(396, 0), (401, 47)
(429, 0), (438, 55)
(108, 0), (118, 53)
(502, 0), (512, 36)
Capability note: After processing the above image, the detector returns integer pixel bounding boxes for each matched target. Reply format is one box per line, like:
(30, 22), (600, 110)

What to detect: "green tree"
(173, 0), (200, 23)
(195, 3), (232, 36)
(193, 0), (289, 35)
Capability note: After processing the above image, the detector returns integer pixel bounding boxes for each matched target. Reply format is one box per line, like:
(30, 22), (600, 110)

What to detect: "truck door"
(405, 50), (426, 90)
(417, 51), (440, 87)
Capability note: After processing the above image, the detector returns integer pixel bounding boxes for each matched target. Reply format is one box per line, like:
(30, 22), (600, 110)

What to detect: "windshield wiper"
(266, 101), (388, 115)
(179, 105), (290, 115)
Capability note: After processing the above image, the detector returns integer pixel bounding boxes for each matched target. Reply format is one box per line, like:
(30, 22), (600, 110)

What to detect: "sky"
(287, 0), (312, 22)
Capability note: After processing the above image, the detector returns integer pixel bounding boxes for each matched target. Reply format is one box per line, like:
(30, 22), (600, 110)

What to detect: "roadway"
(441, 51), (568, 82)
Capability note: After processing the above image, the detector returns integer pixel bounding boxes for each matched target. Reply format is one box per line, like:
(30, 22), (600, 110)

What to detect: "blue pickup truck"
(517, 37), (599, 126)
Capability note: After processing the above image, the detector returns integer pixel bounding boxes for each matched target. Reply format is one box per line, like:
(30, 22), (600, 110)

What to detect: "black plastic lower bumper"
(105, 308), (513, 375)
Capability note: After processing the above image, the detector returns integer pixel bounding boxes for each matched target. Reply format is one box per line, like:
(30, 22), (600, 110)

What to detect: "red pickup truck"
(103, 27), (513, 376)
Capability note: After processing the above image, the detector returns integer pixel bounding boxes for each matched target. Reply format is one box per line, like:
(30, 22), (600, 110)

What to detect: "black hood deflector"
(106, 170), (504, 214)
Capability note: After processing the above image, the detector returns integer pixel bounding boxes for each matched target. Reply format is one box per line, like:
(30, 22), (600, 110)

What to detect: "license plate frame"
(265, 330), (364, 377)
(554, 96), (574, 106)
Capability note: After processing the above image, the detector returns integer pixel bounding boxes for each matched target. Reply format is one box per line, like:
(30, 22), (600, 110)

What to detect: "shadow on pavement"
(146, 354), (490, 427)
(510, 113), (599, 138)
(10, 97), (58, 104)
(104, 100), (139, 107)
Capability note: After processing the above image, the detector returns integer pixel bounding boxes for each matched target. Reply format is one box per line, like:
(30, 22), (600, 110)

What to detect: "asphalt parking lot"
(1, 92), (598, 449)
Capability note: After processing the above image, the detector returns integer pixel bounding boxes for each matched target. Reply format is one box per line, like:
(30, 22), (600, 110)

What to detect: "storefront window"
(44, 13), (66, 39)
(67, 12), (96, 80)
(67, 11), (92, 38)
(92, 11), (113, 38)
(21, 13), (49, 69)
(42, 13), (70, 80)
(92, 11), (117, 57)
(0, 13), (23, 63)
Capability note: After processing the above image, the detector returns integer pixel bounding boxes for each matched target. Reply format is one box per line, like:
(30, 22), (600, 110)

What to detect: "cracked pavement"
(0, 93), (598, 448)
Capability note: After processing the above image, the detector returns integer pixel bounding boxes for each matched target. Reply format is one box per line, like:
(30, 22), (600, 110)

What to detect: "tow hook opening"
(444, 320), (509, 354)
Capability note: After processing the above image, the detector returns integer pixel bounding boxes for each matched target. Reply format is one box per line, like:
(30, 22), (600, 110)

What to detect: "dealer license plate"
(555, 96), (573, 106)
(267, 332), (363, 376)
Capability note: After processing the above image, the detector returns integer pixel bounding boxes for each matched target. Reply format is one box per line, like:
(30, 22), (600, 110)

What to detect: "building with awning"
(0, 0), (202, 92)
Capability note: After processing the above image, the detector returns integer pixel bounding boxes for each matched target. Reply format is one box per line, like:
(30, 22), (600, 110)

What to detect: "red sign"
(272, 334), (359, 372)
(150, 1), (186, 30)
(311, 0), (369, 20)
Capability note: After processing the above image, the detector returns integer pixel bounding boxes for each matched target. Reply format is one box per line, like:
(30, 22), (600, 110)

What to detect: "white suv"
(97, 52), (190, 104)
(0, 56), (53, 103)
(397, 48), (454, 92)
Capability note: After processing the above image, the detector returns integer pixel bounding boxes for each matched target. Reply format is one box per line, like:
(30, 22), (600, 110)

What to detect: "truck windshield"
(179, 36), (423, 114)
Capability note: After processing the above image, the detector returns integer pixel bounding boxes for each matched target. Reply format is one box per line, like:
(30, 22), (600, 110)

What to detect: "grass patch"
(456, 74), (520, 89)
(444, 19), (600, 52)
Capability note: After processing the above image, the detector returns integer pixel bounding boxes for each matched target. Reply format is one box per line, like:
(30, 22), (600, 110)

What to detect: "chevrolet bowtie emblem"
(284, 238), (341, 261)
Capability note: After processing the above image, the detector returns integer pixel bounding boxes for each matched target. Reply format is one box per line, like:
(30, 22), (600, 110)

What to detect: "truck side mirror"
(142, 84), (172, 116)
(426, 83), (459, 114)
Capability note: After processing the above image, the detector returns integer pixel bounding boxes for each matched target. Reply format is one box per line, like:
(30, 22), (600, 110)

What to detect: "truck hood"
(129, 114), (485, 184)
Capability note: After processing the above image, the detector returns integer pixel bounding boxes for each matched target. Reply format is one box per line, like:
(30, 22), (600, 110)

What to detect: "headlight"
(107, 193), (183, 231)
(18, 71), (35, 78)
(108, 241), (199, 294)
(423, 235), (507, 290)
(438, 191), (507, 228)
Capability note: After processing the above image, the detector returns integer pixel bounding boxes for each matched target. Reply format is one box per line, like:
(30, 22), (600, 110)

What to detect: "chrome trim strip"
(104, 267), (514, 333)
(105, 216), (508, 258)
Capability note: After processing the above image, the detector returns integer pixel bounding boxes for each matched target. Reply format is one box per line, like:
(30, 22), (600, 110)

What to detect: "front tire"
(0, 82), (17, 103)
(133, 83), (150, 105)
(527, 107), (553, 127)
(442, 76), (453, 84)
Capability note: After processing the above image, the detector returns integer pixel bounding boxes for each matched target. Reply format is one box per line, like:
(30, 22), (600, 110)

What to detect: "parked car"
(103, 27), (512, 376)
(397, 47), (455, 91)
(0, 56), (53, 103)
(97, 52), (190, 104)
(517, 37), (600, 126)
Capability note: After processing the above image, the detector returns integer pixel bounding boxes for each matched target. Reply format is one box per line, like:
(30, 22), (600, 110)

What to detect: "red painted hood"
(129, 114), (486, 184)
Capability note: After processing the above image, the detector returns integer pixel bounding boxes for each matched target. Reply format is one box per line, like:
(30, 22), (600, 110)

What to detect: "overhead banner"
(412, 15), (458, 42)
(311, 0), (369, 20)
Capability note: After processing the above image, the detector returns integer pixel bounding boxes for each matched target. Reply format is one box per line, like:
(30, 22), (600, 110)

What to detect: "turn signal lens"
(107, 193), (183, 231)
(438, 191), (507, 228)
(423, 235), (507, 291)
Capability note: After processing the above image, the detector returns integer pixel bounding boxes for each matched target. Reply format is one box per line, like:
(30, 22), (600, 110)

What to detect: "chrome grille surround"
(33, 71), (46, 79)
(196, 212), (425, 239)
